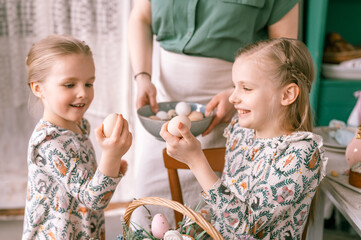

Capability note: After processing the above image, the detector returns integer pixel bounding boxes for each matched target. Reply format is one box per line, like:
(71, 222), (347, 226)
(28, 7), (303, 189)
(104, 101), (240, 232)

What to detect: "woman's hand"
(95, 114), (132, 177)
(136, 76), (158, 113)
(160, 122), (220, 192)
(203, 88), (236, 136)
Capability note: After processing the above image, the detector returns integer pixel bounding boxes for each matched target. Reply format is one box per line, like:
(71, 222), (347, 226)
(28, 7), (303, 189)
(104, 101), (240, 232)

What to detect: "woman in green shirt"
(128, 0), (300, 229)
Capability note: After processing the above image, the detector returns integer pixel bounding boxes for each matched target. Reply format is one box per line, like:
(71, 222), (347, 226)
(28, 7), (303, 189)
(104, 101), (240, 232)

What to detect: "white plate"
(313, 127), (347, 149)
(327, 172), (361, 194)
(322, 63), (361, 80)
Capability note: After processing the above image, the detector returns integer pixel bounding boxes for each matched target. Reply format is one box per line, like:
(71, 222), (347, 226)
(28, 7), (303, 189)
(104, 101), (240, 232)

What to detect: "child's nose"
(229, 89), (239, 104)
(77, 86), (87, 98)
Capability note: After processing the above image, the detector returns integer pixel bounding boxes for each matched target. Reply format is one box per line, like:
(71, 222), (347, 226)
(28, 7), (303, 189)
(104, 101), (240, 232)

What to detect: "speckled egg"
(188, 111), (204, 121)
(164, 230), (183, 240)
(102, 113), (118, 137)
(168, 115), (191, 137)
(151, 213), (169, 239)
(175, 102), (191, 116)
(168, 109), (177, 119)
(156, 110), (169, 120)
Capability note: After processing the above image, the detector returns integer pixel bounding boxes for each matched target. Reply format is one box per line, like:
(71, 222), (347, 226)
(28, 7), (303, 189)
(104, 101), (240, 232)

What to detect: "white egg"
(175, 102), (191, 116)
(156, 110), (169, 120)
(167, 115), (191, 137)
(188, 111), (204, 121)
(182, 235), (195, 240)
(102, 113), (118, 137)
(164, 230), (183, 240)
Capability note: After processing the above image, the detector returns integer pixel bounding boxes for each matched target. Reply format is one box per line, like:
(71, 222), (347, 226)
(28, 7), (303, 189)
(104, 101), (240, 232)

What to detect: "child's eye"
(243, 87), (252, 91)
(85, 83), (93, 87)
(64, 84), (74, 88)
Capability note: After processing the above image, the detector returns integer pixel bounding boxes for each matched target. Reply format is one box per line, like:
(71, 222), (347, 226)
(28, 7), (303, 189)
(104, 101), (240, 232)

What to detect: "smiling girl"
(160, 38), (328, 239)
(23, 35), (132, 240)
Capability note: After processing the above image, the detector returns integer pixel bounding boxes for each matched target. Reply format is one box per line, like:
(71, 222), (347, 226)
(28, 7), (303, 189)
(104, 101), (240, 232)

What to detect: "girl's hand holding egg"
(160, 116), (202, 167)
(95, 113), (132, 177)
(96, 113), (132, 161)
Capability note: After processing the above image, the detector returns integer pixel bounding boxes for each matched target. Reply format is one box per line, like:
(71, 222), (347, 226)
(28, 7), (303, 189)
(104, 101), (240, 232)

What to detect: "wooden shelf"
(305, 0), (361, 126)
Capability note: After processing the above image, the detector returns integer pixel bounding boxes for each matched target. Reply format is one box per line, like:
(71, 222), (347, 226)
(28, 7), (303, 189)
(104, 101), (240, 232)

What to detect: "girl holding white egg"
(161, 38), (328, 239)
(23, 35), (132, 240)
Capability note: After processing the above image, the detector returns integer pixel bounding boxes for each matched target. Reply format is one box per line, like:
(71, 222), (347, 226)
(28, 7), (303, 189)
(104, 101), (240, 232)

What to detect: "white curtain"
(0, 0), (135, 209)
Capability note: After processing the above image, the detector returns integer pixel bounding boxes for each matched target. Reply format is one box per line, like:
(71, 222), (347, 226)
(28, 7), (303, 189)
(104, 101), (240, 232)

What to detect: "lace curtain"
(0, 0), (135, 208)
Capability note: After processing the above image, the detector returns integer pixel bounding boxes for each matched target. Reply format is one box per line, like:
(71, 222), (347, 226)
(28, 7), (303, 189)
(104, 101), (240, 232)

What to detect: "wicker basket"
(123, 197), (224, 240)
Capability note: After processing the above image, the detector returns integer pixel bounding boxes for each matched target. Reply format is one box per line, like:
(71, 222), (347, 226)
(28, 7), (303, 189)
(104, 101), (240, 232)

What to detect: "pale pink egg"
(188, 111), (204, 121)
(168, 116), (191, 137)
(151, 213), (169, 239)
(149, 115), (161, 120)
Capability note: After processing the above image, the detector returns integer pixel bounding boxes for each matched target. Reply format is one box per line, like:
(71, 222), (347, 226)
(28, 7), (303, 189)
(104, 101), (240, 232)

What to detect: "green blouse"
(151, 0), (299, 62)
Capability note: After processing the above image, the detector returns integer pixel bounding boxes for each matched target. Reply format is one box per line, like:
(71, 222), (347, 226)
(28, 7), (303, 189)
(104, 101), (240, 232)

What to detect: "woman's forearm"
(128, 0), (153, 75)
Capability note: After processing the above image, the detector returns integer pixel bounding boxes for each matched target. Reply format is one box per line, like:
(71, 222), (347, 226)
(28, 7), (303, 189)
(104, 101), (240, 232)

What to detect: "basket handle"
(123, 197), (224, 240)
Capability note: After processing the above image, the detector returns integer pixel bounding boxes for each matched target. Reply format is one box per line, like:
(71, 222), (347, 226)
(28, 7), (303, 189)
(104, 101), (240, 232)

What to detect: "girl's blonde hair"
(236, 38), (315, 132)
(26, 34), (93, 85)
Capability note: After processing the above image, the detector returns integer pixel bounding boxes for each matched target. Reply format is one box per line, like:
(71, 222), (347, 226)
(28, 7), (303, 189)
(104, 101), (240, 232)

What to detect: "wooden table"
(306, 150), (361, 239)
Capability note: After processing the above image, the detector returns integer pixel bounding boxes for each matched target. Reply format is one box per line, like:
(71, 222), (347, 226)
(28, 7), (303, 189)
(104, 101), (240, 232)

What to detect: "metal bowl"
(137, 101), (213, 141)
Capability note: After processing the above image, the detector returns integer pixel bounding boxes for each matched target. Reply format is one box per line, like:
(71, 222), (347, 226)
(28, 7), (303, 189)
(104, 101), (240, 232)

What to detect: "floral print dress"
(22, 119), (123, 240)
(202, 117), (327, 240)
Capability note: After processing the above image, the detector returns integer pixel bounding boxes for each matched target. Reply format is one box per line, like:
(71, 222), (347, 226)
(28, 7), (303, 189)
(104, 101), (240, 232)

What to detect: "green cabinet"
(305, 0), (361, 126)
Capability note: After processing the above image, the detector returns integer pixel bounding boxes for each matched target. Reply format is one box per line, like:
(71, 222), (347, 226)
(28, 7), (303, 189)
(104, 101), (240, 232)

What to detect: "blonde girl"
(160, 38), (327, 239)
(23, 35), (132, 240)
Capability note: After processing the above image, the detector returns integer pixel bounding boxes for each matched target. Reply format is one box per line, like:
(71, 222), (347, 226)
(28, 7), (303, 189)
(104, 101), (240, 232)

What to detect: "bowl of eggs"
(137, 101), (213, 141)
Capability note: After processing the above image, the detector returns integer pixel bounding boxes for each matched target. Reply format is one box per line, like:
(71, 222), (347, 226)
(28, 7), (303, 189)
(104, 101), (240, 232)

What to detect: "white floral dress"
(202, 117), (327, 240)
(22, 119), (123, 240)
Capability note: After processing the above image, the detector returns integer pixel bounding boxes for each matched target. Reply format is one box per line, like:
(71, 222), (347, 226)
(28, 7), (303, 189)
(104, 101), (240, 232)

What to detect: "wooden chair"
(162, 147), (226, 226)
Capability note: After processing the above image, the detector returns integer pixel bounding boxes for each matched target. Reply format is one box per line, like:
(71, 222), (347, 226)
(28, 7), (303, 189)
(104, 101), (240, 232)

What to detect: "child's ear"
(30, 82), (43, 98)
(281, 83), (299, 106)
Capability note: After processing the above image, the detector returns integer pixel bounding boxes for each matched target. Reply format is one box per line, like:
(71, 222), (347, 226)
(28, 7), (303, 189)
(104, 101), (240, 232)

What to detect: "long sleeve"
(37, 135), (122, 210)
(23, 119), (122, 240)
(202, 122), (327, 240)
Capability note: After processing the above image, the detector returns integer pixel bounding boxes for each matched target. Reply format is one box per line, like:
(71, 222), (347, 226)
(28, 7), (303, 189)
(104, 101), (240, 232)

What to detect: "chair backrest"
(162, 147), (226, 226)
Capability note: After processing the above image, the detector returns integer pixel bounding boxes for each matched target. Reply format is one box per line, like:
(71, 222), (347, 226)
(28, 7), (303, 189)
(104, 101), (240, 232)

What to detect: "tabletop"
(306, 149), (361, 239)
